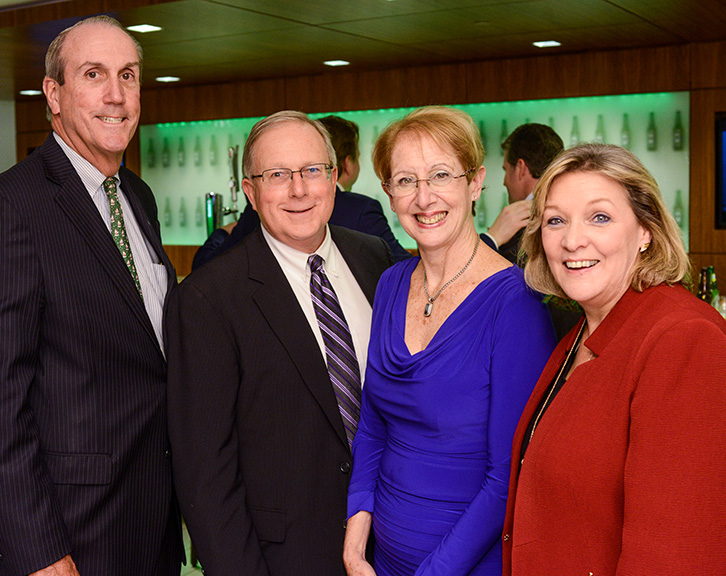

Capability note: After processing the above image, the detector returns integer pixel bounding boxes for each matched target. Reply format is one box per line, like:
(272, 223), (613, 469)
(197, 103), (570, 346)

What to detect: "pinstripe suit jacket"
(166, 225), (392, 576)
(0, 134), (182, 576)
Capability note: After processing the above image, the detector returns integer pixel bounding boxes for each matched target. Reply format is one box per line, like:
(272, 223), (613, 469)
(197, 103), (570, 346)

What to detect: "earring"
(640, 242), (650, 253)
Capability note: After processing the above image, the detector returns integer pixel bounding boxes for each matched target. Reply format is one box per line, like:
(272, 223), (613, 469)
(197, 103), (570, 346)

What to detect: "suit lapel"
(246, 229), (350, 450)
(42, 136), (161, 353)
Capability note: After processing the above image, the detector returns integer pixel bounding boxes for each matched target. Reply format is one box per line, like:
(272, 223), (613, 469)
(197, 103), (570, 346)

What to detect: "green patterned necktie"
(103, 177), (143, 299)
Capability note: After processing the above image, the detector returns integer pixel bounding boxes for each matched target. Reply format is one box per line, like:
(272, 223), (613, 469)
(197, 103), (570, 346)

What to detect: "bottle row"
(146, 110), (686, 170)
(488, 111), (685, 155)
(698, 266), (726, 318)
(161, 196), (206, 228)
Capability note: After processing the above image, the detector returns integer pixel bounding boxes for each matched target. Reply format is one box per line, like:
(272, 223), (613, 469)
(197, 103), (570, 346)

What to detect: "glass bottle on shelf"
(161, 138), (170, 168)
(178, 197), (187, 227)
(146, 139), (156, 168)
(499, 119), (508, 155)
(707, 266), (719, 307)
(698, 267), (709, 301)
(209, 135), (218, 166)
(570, 116), (580, 147)
(673, 189), (685, 229)
(646, 112), (657, 151)
(620, 113), (631, 149)
(163, 197), (173, 227)
(195, 197), (204, 227)
(594, 114), (605, 143)
(672, 110), (684, 151)
(193, 136), (202, 166)
(177, 137), (186, 166)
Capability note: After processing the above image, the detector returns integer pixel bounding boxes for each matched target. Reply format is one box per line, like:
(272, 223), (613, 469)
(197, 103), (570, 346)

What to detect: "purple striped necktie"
(308, 254), (361, 449)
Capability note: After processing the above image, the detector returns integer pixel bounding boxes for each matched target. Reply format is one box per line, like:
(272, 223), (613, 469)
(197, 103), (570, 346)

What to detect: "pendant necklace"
(422, 237), (480, 317)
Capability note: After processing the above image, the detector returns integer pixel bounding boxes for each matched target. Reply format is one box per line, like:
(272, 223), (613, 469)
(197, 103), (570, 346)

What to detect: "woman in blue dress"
(343, 107), (557, 576)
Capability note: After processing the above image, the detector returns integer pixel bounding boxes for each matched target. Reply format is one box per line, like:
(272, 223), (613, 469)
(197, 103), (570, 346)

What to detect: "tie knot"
(308, 254), (325, 274)
(103, 177), (117, 195)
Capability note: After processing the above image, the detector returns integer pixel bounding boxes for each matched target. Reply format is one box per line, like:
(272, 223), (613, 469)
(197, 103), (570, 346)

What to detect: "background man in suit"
(166, 111), (392, 575)
(191, 114), (410, 270)
(0, 15), (182, 576)
(481, 123), (564, 263)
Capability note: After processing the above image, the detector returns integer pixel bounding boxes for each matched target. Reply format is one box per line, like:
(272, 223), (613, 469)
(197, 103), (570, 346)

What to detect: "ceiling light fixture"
(156, 76), (180, 83)
(19, 89), (42, 96)
(533, 40), (561, 48)
(324, 60), (350, 67)
(127, 24), (162, 33)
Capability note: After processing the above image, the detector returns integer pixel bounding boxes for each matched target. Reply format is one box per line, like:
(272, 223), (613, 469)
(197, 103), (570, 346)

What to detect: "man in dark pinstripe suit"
(0, 16), (182, 576)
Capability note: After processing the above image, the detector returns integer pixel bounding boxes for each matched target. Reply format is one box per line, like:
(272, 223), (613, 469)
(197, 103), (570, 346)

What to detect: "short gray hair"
(242, 110), (336, 178)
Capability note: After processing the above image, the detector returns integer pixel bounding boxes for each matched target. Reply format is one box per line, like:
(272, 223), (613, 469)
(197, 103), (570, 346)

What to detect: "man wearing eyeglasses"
(166, 110), (392, 575)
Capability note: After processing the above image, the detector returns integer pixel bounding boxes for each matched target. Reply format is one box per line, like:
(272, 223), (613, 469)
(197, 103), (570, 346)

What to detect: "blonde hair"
(372, 106), (484, 184)
(522, 143), (690, 298)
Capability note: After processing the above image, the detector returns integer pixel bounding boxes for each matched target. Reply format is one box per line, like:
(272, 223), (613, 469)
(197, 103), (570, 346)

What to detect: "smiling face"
(43, 23), (141, 176)
(242, 120), (336, 253)
(541, 171), (651, 321)
(386, 132), (485, 254)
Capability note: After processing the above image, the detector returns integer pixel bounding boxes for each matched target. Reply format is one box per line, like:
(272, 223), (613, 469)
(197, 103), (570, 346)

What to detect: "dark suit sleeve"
(0, 194), (71, 573)
(356, 198), (412, 263)
(165, 282), (271, 576)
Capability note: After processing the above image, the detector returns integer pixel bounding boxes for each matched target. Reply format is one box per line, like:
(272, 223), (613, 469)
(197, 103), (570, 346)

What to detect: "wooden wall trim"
(689, 88), (726, 254)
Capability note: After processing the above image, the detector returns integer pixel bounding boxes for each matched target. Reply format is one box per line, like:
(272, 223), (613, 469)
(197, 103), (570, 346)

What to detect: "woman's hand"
(343, 511), (377, 576)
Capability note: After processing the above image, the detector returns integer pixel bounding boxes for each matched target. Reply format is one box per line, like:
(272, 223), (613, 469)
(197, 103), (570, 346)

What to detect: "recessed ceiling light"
(533, 40), (561, 48)
(19, 89), (43, 96)
(324, 60), (350, 67)
(156, 76), (180, 83)
(127, 24), (162, 33)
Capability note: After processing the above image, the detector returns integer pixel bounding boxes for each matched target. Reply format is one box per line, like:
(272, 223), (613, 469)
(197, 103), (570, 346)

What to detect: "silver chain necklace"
(422, 238), (480, 317)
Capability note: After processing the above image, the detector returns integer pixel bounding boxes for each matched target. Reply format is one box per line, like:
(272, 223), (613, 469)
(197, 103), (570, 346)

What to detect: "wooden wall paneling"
(0, 0), (175, 27)
(688, 88), (726, 254)
(691, 41), (726, 90)
(140, 78), (286, 125)
(16, 131), (50, 161)
(284, 63), (468, 114)
(16, 98), (49, 133)
(466, 45), (690, 104)
(163, 244), (197, 279)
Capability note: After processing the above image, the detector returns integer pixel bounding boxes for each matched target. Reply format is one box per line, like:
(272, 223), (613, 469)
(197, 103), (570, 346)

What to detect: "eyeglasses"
(383, 168), (475, 197)
(249, 163), (333, 188)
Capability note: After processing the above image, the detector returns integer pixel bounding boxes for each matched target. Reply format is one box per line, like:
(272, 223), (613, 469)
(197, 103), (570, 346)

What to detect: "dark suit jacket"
(166, 225), (393, 576)
(192, 185), (410, 270)
(502, 285), (726, 575)
(0, 134), (182, 576)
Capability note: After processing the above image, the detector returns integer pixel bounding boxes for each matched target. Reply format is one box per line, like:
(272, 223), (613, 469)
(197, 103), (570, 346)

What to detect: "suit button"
(164, 449), (171, 459)
(502, 533), (510, 541)
(340, 461), (351, 474)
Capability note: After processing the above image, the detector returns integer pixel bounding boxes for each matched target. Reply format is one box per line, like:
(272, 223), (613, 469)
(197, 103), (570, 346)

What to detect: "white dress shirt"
(262, 225), (373, 383)
(54, 133), (168, 352)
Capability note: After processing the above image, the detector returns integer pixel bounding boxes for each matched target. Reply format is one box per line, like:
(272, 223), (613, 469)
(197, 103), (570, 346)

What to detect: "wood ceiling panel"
(3, 0), (726, 101)
(321, 0), (638, 45)
(411, 21), (681, 61)
(608, 0), (726, 42)
(211, 0), (527, 26)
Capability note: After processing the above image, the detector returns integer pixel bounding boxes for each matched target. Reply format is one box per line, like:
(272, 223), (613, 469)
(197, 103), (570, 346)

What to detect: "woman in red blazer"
(502, 143), (726, 576)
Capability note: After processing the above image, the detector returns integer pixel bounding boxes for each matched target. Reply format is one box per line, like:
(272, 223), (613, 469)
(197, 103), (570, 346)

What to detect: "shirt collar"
(261, 224), (340, 278)
(53, 132), (119, 199)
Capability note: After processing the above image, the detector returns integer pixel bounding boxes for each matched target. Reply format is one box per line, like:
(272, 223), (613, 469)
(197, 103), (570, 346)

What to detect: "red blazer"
(502, 283), (726, 576)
